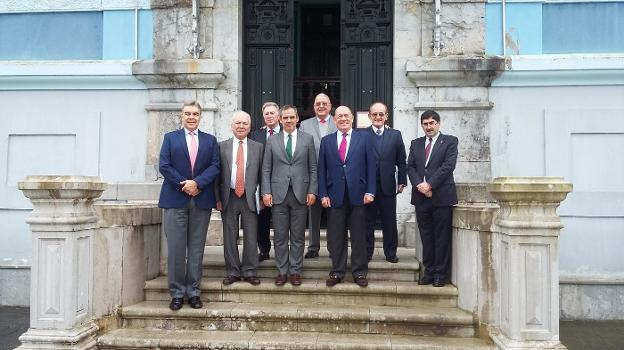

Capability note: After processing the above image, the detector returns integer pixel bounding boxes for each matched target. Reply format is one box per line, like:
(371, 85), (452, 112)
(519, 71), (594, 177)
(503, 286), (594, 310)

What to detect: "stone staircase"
(98, 232), (494, 349)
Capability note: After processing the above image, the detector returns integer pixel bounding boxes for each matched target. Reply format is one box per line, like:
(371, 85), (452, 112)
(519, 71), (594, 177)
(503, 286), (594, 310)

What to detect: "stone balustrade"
(16, 176), (161, 350)
(452, 176), (572, 350)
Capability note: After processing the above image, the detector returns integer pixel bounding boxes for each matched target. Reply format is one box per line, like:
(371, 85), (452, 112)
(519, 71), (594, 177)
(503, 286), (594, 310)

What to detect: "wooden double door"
(243, 0), (393, 129)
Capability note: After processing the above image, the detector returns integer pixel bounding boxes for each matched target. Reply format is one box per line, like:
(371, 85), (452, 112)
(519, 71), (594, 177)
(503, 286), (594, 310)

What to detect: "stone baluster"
(488, 177), (572, 350)
(16, 176), (106, 350)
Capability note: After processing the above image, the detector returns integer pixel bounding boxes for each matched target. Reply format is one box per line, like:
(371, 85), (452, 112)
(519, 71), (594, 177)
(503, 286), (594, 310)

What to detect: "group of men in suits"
(157, 97), (458, 311)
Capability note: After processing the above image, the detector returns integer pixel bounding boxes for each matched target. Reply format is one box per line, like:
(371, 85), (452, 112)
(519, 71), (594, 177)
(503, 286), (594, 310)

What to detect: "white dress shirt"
(230, 137), (248, 189)
(184, 127), (199, 153)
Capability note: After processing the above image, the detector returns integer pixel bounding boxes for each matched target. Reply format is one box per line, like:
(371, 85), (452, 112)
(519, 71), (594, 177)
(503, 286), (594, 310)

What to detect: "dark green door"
(341, 0), (393, 124)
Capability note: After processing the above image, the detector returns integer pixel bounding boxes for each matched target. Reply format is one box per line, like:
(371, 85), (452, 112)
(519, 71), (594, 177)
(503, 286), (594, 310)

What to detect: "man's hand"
(180, 180), (200, 196)
(397, 184), (406, 194)
(216, 201), (223, 211)
(306, 194), (316, 206)
(416, 181), (431, 195)
(363, 194), (375, 204)
(263, 194), (273, 207)
(424, 190), (432, 198)
(321, 197), (331, 208)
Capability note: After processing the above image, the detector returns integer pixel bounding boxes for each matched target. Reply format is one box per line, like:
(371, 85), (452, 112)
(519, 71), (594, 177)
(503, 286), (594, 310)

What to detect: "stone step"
(99, 329), (496, 350)
(195, 246), (419, 282)
(119, 301), (476, 337)
(144, 276), (458, 308)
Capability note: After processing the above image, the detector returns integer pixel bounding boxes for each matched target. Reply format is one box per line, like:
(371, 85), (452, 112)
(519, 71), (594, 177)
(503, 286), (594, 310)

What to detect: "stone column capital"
(18, 175), (106, 231)
(488, 176), (572, 235)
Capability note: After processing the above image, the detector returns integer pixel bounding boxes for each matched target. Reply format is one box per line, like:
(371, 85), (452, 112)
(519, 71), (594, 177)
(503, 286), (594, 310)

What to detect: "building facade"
(0, 0), (623, 320)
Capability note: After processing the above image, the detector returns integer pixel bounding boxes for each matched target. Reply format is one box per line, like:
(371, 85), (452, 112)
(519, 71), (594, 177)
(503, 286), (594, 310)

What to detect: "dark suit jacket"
(407, 133), (458, 207)
(216, 137), (264, 212)
(367, 126), (407, 196)
(158, 128), (221, 209)
(250, 126), (279, 146)
(318, 129), (376, 208)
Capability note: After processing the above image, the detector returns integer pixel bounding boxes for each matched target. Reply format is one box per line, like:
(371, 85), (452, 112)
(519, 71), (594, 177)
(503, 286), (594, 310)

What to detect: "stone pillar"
(16, 176), (106, 350)
(488, 177), (572, 350)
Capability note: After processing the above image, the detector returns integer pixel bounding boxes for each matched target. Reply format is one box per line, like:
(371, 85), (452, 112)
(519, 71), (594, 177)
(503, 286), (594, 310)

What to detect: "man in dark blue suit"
(407, 110), (458, 287)
(365, 102), (407, 263)
(158, 101), (220, 310)
(318, 105), (376, 287)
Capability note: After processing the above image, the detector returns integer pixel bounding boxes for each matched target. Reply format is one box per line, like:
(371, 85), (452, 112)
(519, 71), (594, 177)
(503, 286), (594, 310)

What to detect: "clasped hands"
(416, 181), (433, 198)
(180, 180), (201, 197)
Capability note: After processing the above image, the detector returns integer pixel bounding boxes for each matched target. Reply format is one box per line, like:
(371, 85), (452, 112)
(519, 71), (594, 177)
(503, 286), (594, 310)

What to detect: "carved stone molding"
(406, 56), (506, 87)
(132, 59), (226, 89)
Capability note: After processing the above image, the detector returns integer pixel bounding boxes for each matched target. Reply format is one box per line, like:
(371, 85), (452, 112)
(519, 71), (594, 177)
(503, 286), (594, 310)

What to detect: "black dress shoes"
(354, 275), (369, 287)
(385, 256), (399, 263)
(418, 275), (434, 285)
(325, 274), (342, 287)
(304, 250), (319, 259)
(433, 276), (448, 287)
(188, 296), (203, 309)
(258, 252), (270, 262)
(222, 275), (241, 285)
(169, 297), (183, 311)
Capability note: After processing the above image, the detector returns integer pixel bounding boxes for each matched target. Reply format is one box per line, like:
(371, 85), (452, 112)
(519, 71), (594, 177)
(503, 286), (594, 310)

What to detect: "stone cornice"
(132, 59), (226, 89)
(405, 56), (506, 87)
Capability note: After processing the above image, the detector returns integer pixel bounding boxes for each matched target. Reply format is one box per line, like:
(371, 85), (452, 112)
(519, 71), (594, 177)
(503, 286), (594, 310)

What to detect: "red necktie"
(320, 118), (327, 124)
(338, 132), (347, 162)
(269, 129), (274, 136)
(424, 137), (432, 164)
(235, 141), (245, 197)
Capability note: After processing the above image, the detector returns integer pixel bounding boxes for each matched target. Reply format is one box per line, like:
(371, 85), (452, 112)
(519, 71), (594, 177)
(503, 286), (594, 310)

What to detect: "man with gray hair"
(216, 111), (264, 286)
(158, 101), (220, 311)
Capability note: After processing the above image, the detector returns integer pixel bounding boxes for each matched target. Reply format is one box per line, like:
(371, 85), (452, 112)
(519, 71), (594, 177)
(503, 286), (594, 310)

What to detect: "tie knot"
(269, 129), (274, 135)
(376, 129), (382, 135)
(287, 133), (292, 138)
(428, 137), (433, 142)
(189, 131), (196, 136)
(320, 118), (327, 124)
(342, 132), (348, 138)
(239, 140), (243, 145)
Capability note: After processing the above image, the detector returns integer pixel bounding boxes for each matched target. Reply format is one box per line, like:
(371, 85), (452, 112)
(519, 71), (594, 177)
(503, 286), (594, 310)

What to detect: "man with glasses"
(299, 93), (337, 258)
(407, 110), (458, 287)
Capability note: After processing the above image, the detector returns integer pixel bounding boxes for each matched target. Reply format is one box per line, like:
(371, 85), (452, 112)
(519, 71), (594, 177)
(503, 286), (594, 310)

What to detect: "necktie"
(189, 131), (198, 176)
(235, 140), (245, 197)
(286, 134), (293, 161)
(376, 129), (382, 136)
(338, 132), (347, 162)
(268, 129), (274, 137)
(424, 137), (433, 164)
(319, 118), (327, 124)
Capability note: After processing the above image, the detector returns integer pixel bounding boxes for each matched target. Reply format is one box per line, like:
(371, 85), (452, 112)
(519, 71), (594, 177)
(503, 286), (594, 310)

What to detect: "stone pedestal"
(488, 177), (572, 350)
(16, 176), (106, 350)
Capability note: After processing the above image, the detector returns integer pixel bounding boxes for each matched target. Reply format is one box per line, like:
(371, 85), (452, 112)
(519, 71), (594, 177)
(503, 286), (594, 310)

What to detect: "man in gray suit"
(299, 93), (337, 258)
(216, 111), (264, 286)
(261, 105), (318, 286)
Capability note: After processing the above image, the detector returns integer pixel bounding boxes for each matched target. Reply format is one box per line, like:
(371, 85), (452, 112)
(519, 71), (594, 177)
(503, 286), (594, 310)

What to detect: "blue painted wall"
(0, 10), (152, 60)
(0, 12), (103, 60)
(486, 2), (624, 55)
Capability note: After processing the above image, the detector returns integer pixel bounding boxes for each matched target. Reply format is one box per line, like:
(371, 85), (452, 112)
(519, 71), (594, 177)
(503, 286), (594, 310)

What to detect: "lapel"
(222, 138), (233, 177)
(344, 130), (358, 163)
(312, 118), (322, 141)
(275, 132), (290, 163)
(379, 126), (389, 156)
(246, 139), (257, 172)
(427, 133), (444, 166)
(178, 129), (191, 164)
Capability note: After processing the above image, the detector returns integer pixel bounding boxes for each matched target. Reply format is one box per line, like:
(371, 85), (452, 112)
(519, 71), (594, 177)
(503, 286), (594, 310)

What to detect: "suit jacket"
(158, 128), (220, 209)
(250, 126), (279, 146)
(216, 137), (264, 212)
(407, 133), (458, 207)
(367, 126), (407, 196)
(261, 130), (318, 205)
(299, 116), (338, 157)
(318, 129), (376, 208)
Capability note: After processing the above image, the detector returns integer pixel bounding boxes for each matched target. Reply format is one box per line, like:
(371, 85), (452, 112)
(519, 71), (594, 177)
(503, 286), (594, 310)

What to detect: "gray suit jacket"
(216, 137), (264, 212)
(299, 116), (337, 157)
(261, 131), (318, 205)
